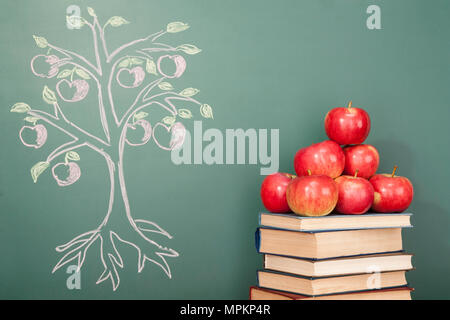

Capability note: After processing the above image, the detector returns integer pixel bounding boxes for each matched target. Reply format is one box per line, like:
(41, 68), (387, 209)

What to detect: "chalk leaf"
(178, 109), (192, 119)
(42, 86), (57, 104)
(107, 16), (129, 27)
(10, 102), (31, 113)
(87, 7), (96, 17)
(66, 151), (80, 161)
(31, 161), (49, 183)
(200, 104), (213, 119)
(66, 15), (85, 29)
(130, 58), (143, 65)
(33, 35), (48, 48)
(145, 59), (157, 75)
(75, 68), (90, 80)
(162, 116), (176, 126)
(134, 111), (148, 120)
(158, 82), (173, 91)
(118, 59), (130, 68)
(167, 22), (190, 33)
(57, 69), (72, 79)
(176, 44), (201, 55)
(179, 88), (199, 97)
(24, 116), (39, 124)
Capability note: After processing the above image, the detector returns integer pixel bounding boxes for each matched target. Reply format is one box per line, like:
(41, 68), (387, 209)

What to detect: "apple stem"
(347, 101), (352, 109)
(391, 165), (398, 177)
(307, 169), (312, 176)
(354, 169), (359, 178)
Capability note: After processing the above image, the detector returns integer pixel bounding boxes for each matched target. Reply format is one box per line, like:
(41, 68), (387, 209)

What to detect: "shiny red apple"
(286, 172), (338, 216)
(260, 172), (296, 213)
(294, 140), (345, 179)
(324, 101), (371, 145)
(369, 166), (414, 213)
(343, 144), (379, 179)
(335, 171), (374, 214)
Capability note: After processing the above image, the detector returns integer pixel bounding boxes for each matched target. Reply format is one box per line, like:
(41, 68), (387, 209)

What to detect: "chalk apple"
(157, 55), (186, 78)
(126, 119), (152, 146)
(52, 162), (81, 187)
(117, 66), (146, 88)
(19, 124), (48, 149)
(31, 54), (60, 78)
(152, 121), (186, 151)
(56, 79), (89, 102)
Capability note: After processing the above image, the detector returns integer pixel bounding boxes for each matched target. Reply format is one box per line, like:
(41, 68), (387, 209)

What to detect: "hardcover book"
(250, 286), (413, 300)
(257, 270), (408, 296)
(259, 212), (412, 232)
(256, 227), (403, 259)
(263, 252), (413, 277)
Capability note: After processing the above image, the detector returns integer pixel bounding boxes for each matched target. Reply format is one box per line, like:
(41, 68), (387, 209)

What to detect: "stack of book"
(251, 212), (414, 300)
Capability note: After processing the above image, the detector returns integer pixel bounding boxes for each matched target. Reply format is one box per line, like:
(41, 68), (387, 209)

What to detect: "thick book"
(263, 252), (413, 277)
(256, 227), (403, 259)
(259, 212), (412, 232)
(257, 270), (408, 296)
(249, 286), (413, 300)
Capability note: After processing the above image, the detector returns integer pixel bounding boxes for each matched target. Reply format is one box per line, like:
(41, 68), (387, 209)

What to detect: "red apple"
(343, 144), (379, 179)
(294, 140), (345, 179)
(369, 166), (414, 213)
(324, 101), (371, 145)
(335, 171), (374, 214)
(286, 172), (338, 216)
(260, 172), (296, 213)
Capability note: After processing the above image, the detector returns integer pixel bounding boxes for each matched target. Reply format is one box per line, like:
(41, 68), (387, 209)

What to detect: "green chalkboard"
(1, 0), (450, 299)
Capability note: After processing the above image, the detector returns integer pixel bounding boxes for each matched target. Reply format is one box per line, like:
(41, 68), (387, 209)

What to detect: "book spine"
(255, 228), (261, 253)
(249, 286), (254, 300)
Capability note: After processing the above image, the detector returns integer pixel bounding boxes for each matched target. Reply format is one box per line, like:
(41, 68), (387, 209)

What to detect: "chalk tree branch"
(48, 43), (100, 76)
(107, 30), (166, 63)
(46, 140), (84, 162)
(28, 108), (109, 149)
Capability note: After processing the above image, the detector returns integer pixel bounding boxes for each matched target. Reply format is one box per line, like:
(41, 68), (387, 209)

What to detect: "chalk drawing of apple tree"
(10, 7), (213, 290)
